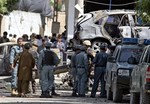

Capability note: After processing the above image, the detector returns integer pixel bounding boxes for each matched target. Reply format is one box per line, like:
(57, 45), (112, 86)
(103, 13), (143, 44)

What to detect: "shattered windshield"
(119, 47), (143, 62)
(106, 15), (120, 25)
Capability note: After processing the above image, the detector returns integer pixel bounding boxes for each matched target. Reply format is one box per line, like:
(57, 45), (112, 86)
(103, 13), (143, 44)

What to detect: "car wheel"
(113, 83), (123, 102)
(106, 87), (113, 100)
(130, 92), (140, 104)
(91, 40), (108, 53)
(140, 89), (150, 104)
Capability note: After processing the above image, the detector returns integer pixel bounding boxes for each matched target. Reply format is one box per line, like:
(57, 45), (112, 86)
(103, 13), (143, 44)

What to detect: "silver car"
(0, 42), (18, 75)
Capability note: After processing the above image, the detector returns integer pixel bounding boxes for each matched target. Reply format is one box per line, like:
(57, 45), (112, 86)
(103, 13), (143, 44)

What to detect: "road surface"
(0, 76), (129, 104)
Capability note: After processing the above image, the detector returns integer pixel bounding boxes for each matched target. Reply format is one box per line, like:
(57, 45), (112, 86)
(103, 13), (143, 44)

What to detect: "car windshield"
(119, 47), (143, 62)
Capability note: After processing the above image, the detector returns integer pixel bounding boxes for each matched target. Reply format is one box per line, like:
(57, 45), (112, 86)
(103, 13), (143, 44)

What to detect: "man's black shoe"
(52, 92), (60, 96)
(71, 92), (77, 97)
(78, 94), (85, 97)
(40, 94), (52, 98)
(90, 95), (95, 98)
(99, 95), (106, 98)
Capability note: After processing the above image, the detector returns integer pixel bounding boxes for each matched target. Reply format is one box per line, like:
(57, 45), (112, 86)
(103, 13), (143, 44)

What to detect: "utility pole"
(52, 0), (60, 34)
(65, 0), (76, 41)
(109, 0), (112, 10)
(65, 0), (84, 41)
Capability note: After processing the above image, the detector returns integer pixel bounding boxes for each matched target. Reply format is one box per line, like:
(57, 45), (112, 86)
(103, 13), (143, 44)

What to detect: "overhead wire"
(85, 0), (141, 6)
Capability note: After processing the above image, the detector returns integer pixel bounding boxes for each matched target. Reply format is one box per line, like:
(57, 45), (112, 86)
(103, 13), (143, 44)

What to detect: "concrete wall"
(0, 10), (65, 38)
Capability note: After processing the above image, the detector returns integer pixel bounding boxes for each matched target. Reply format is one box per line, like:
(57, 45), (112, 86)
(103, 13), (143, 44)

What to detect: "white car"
(75, 10), (150, 52)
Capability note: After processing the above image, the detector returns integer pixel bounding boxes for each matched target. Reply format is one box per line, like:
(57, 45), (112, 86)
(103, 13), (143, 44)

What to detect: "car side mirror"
(128, 57), (138, 64)
(108, 56), (116, 63)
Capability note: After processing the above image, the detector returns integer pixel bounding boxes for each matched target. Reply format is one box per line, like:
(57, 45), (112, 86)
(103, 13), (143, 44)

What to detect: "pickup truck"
(130, 45), (150, 104)
(105, 38), (143, 102)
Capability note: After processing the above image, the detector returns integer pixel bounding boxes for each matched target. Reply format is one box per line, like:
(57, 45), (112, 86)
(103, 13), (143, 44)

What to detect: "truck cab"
(105, 38), (143, 102)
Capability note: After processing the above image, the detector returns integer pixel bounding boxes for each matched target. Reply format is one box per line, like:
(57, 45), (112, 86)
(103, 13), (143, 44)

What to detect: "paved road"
(0, 76), (129, 104)
(0, 90), (129, 104)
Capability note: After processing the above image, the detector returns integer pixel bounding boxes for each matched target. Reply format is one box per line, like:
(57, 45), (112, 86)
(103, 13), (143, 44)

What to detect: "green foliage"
(136, 0), (150, 23)
(0, 0), (19, 14)
(0, 0), (7, 14)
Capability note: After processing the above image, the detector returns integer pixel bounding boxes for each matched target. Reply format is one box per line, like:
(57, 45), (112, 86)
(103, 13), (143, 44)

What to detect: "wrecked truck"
(73, 10), (150, 52)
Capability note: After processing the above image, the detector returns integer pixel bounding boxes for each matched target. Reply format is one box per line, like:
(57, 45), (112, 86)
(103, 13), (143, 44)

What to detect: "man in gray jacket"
(90, 45), (108, 98)
(76, 46), (89, 97)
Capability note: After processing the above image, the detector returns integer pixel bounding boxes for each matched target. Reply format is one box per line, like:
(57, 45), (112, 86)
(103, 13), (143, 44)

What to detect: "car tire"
(140, 89), (150, 104)
(106, 87), (113, 100)
(130, 92), (140, 104)
(113, 83), (123, 102)
(91, 40), (108, 53)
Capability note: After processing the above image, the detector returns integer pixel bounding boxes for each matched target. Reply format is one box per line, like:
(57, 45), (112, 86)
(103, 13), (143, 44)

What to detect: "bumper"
(116, 76), (130, 89)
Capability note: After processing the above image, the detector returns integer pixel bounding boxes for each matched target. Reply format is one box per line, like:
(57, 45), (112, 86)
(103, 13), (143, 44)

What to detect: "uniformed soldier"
(9, 38), (23, 96)
(76, 46), (89, 97)
(38, 42), (60, 98)
(71, 45), (81, 96)
(90, 45), (108, 98)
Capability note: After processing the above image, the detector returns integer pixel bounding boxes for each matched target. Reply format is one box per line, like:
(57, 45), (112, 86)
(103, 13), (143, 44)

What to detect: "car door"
(118, 14), (132, 38)
(0, 45), (6, 75)
(140, 47), (150, 87)
(133, 47), (148, 91)
(3, 44), (13, 75)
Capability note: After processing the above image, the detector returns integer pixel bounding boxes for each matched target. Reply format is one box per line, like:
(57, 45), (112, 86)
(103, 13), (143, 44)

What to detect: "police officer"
(71, 45), (81, 96)
(9, 38), (23, 96)
(76, 46), (89, 97)
(38, 42), (60, 98)
(90, 45), (108, 98)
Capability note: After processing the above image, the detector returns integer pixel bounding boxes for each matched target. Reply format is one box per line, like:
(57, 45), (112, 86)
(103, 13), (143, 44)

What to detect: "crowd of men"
(70, 40), (111, 98)
(0, 31), (115, 98)
(4, 31), (66, 98)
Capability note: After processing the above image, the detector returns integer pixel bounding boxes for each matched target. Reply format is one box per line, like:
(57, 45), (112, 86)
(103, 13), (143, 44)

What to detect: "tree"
(136, 0), (150, 23)
(0, 0), (19, 14)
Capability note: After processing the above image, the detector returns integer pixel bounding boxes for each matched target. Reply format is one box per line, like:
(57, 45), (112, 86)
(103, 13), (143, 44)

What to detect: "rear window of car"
(119, 47), (143, 62)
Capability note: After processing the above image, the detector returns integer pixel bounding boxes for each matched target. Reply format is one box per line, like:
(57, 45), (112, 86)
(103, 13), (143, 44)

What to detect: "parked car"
(0, 42), (17, 75)
(105, 38), (143, 102)
(130, 45), (150, 104)
(74, 10), (150, 52)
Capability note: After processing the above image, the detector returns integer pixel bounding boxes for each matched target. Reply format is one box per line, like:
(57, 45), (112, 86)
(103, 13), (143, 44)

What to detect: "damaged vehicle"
(74, 10), (150, 52)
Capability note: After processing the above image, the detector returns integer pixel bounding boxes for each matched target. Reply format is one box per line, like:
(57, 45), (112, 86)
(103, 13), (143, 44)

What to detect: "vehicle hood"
(116, 62), (135, 69)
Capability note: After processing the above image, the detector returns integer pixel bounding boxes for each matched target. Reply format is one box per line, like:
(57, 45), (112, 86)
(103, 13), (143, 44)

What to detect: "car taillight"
(146, 66), (150, 82)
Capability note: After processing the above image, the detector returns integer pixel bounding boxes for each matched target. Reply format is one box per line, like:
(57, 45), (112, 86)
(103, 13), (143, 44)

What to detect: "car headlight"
(118, 69), (129, 76)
